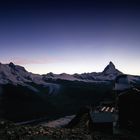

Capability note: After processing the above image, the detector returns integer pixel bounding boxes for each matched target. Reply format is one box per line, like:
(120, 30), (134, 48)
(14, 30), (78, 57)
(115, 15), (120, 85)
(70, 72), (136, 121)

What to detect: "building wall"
(118, 90), (140, 131)
(93, 123), (113, 133)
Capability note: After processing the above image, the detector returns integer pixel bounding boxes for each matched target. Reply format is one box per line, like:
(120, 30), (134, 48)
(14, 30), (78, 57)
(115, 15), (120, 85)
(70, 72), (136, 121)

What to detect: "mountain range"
(0, 61), (140, 122)
(0, 61), (139, 86)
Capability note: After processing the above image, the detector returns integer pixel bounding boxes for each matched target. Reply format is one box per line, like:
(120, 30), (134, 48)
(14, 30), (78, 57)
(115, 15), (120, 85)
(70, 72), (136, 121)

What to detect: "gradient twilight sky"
(0, 0), (140, 75)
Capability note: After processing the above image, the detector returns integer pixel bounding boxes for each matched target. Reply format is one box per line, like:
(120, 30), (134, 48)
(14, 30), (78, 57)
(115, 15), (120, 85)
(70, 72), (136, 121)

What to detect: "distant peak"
(46, 72), (54, 77)
(108, 61), (115, 68)
(48, 72), (54, 75)
(9, 62), (15, 67)
(9, 62), (14, 65)
(109, 61), (113, 65)
(102, 61), (121, 74)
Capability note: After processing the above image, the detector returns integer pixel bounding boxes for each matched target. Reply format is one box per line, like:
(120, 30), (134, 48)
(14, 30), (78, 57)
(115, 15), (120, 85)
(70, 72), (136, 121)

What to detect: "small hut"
(90, 108), (116, 133)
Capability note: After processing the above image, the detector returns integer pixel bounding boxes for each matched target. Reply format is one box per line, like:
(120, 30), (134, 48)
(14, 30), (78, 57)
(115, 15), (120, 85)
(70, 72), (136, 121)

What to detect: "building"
(114, 75), (140, 131)
(90, 106), (117, 134)
(114, 74), (131, 94)
(118, 88), (140, 131)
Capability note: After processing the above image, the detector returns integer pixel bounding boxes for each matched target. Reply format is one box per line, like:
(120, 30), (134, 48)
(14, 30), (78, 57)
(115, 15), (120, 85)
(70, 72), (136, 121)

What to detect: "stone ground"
(0, 112), (140, 140)
(0, 117), (92, 140)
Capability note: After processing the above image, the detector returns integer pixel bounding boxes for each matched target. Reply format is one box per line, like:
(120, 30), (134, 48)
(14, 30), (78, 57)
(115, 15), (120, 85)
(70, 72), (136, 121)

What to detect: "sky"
(0, 0), (140, 75)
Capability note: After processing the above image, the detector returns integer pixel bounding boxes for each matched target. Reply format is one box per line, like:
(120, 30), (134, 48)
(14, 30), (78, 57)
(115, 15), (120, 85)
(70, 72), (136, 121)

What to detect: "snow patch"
(42, 115), (75, 128)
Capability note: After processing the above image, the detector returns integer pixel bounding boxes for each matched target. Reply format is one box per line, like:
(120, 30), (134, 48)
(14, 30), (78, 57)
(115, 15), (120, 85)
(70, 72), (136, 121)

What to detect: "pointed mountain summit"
(102, 61), (122, 75)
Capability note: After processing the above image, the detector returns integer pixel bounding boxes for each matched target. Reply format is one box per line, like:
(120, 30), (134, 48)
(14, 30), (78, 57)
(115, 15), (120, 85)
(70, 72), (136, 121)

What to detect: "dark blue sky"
(0, 0), (140, 74)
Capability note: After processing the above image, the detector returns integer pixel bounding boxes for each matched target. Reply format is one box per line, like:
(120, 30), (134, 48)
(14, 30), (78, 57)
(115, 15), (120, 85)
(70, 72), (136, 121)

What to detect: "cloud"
(10, 57), (57, 65)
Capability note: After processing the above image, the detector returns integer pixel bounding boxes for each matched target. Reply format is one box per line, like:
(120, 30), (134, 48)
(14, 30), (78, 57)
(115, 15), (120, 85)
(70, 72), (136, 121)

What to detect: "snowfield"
(42, 115), (75, 128)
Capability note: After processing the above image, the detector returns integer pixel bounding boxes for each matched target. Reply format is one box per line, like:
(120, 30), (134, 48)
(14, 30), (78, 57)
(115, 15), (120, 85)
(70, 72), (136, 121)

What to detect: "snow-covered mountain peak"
(109, 61), (115, 68)
(102, 61), (121, 75)
(0, 62), (45, 85)
(9, 62), (15, 66)
(8, 62), (27, 72)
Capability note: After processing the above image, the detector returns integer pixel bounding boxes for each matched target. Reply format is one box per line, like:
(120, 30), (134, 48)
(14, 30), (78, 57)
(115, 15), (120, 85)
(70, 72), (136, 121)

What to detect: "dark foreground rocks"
(0, 112), (140, 140)
(0, 119), (92, 140)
